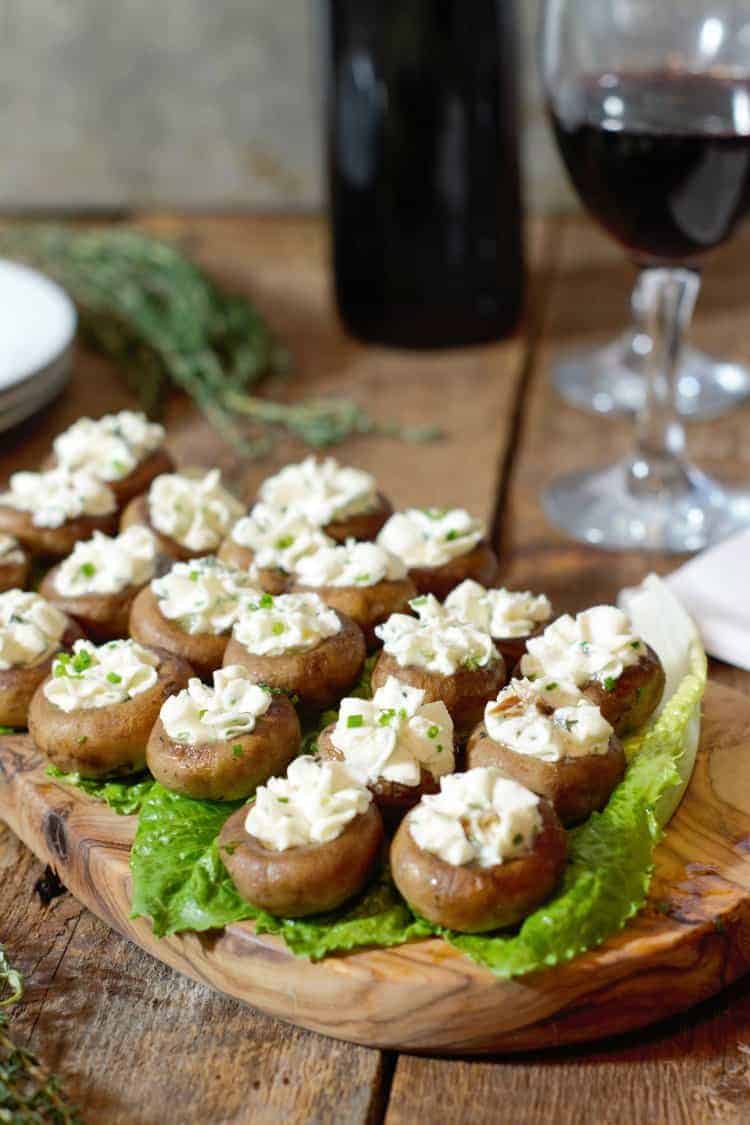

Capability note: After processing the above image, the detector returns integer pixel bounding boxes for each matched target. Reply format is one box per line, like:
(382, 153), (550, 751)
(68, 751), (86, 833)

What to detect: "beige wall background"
(0, 0), (574, 213)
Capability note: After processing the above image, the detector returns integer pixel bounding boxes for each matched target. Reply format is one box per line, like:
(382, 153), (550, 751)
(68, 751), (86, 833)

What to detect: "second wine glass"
(541, 0), (750, 552)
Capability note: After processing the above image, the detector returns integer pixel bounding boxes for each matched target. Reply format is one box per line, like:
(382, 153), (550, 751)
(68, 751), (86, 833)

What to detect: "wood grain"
(388, 214), (750, 1120)
(2, 680), (750, 1059)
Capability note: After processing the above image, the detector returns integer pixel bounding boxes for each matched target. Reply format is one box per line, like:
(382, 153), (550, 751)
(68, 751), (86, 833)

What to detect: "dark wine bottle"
(322, 0), (524, 348)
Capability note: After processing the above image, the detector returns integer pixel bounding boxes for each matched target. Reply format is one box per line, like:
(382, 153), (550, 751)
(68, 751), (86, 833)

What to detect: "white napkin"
(664, 529), (750, 671)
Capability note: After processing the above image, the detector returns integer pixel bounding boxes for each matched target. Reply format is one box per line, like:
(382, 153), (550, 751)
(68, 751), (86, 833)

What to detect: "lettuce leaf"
(129, 781), (427, 954)
(440, 640), (707, 977)
(130, 785), (253, 936)
(254, 871), (432, 960)
(46, 765), (155, 816)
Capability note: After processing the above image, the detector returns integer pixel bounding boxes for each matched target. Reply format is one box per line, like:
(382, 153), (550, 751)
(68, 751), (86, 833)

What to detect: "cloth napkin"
(665, 529), (750, 671)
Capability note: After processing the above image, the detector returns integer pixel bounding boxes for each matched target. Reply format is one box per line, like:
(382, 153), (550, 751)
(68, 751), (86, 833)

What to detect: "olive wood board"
(2, 680), (750, 1057)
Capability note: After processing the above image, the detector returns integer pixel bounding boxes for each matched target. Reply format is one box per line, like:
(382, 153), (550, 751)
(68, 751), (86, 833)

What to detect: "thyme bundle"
(0, 944), (80, 1123)
(0, 225), (441, 456)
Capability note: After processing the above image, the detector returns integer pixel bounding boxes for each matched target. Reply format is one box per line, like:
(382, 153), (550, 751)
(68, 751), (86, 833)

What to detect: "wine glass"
(551, 277), (750, 419)
(540, 0), (750, 552)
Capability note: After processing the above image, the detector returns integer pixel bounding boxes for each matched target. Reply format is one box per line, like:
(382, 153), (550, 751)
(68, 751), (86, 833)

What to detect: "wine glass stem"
(627, 268), (701, 498)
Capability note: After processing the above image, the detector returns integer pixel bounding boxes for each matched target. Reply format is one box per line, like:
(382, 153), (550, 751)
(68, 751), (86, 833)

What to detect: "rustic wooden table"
(2, 213), (749, 1124)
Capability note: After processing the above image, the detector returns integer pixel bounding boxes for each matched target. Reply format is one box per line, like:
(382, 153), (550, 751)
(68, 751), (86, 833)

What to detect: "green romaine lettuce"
(46, 765), (155, 816)
(129, 782), (427, 953)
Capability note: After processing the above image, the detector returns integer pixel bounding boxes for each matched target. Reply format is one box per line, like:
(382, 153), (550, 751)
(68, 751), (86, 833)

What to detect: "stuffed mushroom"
(0, 589), (83, 728)
(130, 556), (259, 679)
(120, 468), (244, 562)
(444, 580), (552, 667)
(467, 677), (626, 825)
(218, 755), (384, 917)
(0, 534), (31, 594)
(224, 591), (366, 712)
(391, 766), (567, 933)
(28, 638), (192, 778)
(0, 468), (118, 558)
(146, 665), (300, 800)
(40, 525), (160, 642)
(291, 539), (416, 648)
(47, 410), (173, 507)
(520, 605), (665, 737)
(376, 507), (499, 600)
(257, 456), (392, 543)
(317, 676), (455, 828)
(372, 596), (505, 737)
(218, 503), (333, 595)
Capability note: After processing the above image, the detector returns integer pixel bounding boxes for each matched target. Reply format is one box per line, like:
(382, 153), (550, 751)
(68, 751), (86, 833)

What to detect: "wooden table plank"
(388, 215), (750, 1123)
(0, 213), (531, 1121)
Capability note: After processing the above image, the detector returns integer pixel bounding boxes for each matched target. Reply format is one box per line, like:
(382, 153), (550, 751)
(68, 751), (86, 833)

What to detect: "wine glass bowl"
(540, 0), (750, 551)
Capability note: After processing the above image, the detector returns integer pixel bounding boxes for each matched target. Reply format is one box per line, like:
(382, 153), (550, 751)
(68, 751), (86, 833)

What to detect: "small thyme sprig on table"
(0, 225), (443, 457)
(1, 943), (81, 1122)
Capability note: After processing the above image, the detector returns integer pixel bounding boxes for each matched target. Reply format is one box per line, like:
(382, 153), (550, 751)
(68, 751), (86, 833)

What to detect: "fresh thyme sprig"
(0, 225), (443, 457)
(1, 944), (81, 1123)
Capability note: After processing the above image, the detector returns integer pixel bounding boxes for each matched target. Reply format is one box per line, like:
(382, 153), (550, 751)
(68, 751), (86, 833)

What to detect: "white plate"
(0, 259), (76, 434)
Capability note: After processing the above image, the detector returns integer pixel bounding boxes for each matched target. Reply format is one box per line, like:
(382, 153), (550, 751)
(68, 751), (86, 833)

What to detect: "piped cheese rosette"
(521, 605), (645, 690)
(258, 457), (379, 527)
(229, 504), (333, 575)
(294, 539), (407, 588)
(377, 507), (484, 568)
(161, 666), (272, 744)
(375, 594), (497, 675)
(54, 526), (158, 596)
(484, 678), (614, 763)
(232, 591), (342, 656)
(330, 677), (454, 787)
(245, 755), (373, 851)
(0, 590), (68, 669)
(0, 468), (116, 529)
(44, 639), (159, 712)
(445, 580), (551, 640)
(408, 768), (543, 868)
(148, 469), (244, 553)
(152, 557), (259, 636)
(53, 411), (165, 482)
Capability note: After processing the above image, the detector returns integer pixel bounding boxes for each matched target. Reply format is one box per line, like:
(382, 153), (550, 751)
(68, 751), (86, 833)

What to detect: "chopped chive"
(427, 724), (440, 739)
(603, 676), (617, 692)
(232, 744), (244, 758)
(347, 714), (364, 728)
(79, 561), (96, 577)
(106, 672), (122, 684)
(271, 621), (285, 635)
(259, 593), (274, 608)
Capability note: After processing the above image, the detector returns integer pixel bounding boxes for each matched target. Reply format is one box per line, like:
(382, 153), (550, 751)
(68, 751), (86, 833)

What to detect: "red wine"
(322, 0), (523, 348)
(551, 71), (750, 262)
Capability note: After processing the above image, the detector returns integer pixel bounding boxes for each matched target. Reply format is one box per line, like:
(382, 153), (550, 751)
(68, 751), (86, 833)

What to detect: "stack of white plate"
(0, 259), (77, 435)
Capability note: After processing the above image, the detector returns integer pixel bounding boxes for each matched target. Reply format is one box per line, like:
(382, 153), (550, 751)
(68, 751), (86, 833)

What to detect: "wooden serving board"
(2, 680), (750, 1057)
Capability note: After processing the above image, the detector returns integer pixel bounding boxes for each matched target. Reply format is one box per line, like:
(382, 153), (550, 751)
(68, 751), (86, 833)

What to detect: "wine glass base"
(552, 335), (750, 420)
(542, 461), (750, 553)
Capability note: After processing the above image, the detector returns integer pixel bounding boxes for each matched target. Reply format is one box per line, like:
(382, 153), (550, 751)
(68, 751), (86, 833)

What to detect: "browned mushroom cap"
(291, 576), (416, 651)
(407, 540), (500, 600)
(317, 723), (442, 831)
(0, 506), (118, 560)
(223, 611), (366, 712)
(218, 801), (384, 917)
(371, 649), (506, 739)
(0, 617), (84, 729)
(129, 586), (229, 680)
(28, 646), (193, 778)
(0, 547), (32, 594)
(582, 645), (665, 737)
(391, 799), (567, 933)
(323, 492), (393, 544)
(40, 566), (140, 643)
(466, 722), (626, 826)
(146, 694), (301, 801)
(217, 537), (290, 595)
(45, 447), (174, 509)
